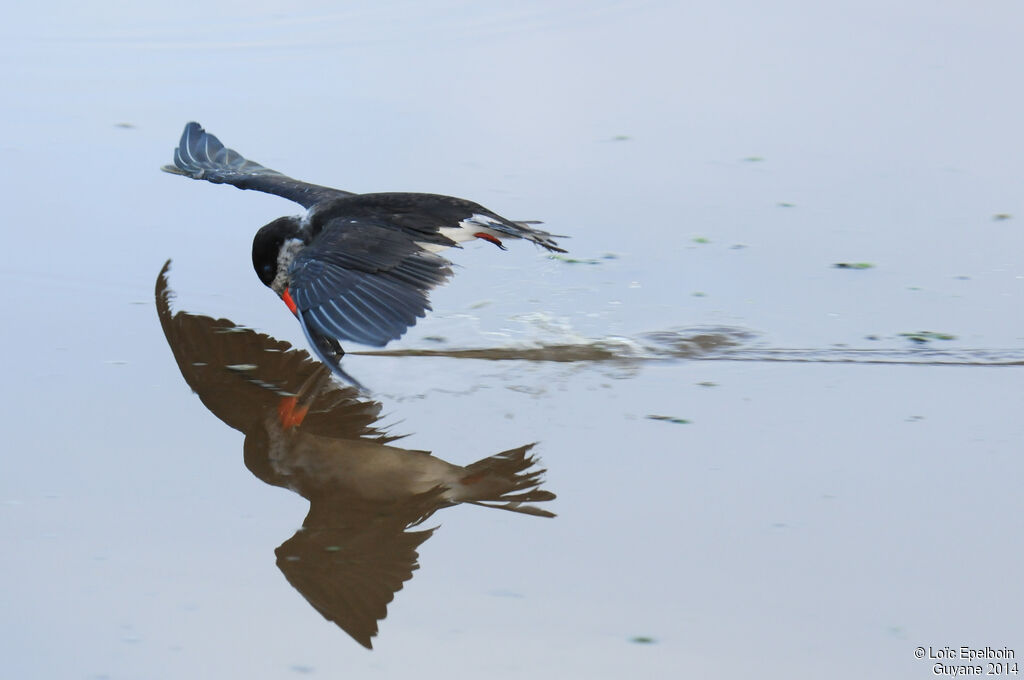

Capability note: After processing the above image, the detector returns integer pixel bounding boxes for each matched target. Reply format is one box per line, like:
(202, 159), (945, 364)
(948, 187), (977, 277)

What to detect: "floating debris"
(114, 122), (136, 129)
(692, 291), (707, 297)
(993, 213), (1012, 221)
(646, 415), (691, 425)
(549, 254), (604, 265)
(422, 336), (447, 343)
(742, 156), (764, 162)
(777, 202), (796, 207)
(692, 237), (710, 244)
(833, 262), (875, 270)
(899, 331), (956, 343)
(696, 381), (717, 387)
(611, 135), (631, 141)
(630, 636), (657, 644)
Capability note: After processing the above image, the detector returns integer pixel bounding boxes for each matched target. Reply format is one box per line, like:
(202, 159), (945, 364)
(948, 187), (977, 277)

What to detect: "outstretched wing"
(289, 219), (454, 349)
(330, 192), (568, 253)
(161, 122), (354, 208)
(276, 519), (436, 650)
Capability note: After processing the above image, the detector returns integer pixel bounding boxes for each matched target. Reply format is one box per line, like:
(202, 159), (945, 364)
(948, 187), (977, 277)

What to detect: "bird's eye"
(256, 262), (277, 286)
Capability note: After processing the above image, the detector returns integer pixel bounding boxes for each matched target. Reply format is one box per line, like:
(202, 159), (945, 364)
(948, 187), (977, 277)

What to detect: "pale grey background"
(2, 1), (1022, 678)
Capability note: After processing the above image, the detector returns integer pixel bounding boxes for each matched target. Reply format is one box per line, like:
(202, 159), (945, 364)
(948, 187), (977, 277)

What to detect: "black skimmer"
(163, 122), (566, 387)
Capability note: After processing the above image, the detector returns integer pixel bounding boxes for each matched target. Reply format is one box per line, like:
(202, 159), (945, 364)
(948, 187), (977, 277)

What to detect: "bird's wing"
(161, 122), (354, 209)
(276, 519), (436, 649)
(155, 260), (399, 436)
(288, 220), (454, 348)
(340, 192), (568, 253)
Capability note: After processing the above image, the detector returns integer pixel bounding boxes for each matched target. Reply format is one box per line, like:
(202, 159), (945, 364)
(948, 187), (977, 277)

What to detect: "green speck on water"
(692, 237), (710, 244)
(630, 636), (657, 644)
(993, 213), (1012, 221)
(692, 291), (707, 297)
(550, 254), (603, 265)
(742, 156), (764, 162)
(697, 381), (717, 387)
(324, 546), (342, 552)
(647, 415), (691, 425)
(777, 202), (795, 207)
(611, 135), (631, 141)
(833, 262), (875, 270)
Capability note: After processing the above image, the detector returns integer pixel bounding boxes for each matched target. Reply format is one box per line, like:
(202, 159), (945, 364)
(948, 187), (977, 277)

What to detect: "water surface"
(2, 1), (1023, 678)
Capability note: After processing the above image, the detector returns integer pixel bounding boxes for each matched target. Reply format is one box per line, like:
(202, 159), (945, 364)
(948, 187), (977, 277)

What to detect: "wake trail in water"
(351, 327), (1024, 367)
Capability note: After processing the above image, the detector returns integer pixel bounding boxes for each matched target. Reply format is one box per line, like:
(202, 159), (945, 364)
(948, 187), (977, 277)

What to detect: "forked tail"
(457, 443), (556, 517)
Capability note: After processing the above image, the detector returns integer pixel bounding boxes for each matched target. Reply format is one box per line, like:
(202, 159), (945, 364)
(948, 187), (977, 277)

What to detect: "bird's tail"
(515, 221), (569, 253)
(455, 443), (556, 517)
(474, 216), (568, 253)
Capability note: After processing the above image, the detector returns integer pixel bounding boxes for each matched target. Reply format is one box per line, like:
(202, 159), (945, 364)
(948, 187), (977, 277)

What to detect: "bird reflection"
(155, 260), (555, 649)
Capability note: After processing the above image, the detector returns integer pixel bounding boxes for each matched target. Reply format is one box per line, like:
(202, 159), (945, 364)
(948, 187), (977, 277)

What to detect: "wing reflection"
(155, 260), (555, 649)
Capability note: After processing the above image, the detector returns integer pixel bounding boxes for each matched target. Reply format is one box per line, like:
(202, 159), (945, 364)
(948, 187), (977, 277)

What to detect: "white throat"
(271, 237), (305, 294)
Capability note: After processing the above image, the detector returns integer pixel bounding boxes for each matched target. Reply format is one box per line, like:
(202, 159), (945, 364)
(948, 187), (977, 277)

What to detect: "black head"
(252, 217), (303, 288)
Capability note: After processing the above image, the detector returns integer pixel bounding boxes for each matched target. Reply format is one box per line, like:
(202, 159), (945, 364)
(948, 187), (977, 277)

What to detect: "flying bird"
(162, 122), (565, 388)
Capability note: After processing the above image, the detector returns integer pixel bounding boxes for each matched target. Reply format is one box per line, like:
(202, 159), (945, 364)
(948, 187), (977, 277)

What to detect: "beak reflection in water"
(155, 260), (556, 649)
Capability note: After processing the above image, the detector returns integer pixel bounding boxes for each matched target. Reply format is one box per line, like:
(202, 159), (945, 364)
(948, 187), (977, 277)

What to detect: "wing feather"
(288, 220), (453, 347)
(162, 122), (353, 209)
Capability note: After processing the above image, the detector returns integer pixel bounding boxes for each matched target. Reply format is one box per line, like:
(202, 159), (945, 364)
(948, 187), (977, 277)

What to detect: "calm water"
(3, 1), (1023, 678)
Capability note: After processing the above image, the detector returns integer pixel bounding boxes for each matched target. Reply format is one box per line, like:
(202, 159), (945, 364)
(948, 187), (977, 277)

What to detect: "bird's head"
(252, 216), (305, 295)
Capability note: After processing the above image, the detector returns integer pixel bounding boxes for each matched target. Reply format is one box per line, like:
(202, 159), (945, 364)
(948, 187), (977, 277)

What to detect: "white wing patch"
(416, 214), (510, 253)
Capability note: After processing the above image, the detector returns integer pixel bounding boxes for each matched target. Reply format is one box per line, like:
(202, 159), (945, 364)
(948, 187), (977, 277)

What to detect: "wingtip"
(180, 121), (204, 139)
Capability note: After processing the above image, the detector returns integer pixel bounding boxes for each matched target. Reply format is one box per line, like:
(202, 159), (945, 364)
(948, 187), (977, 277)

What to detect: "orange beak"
(282, 287), (298, 316)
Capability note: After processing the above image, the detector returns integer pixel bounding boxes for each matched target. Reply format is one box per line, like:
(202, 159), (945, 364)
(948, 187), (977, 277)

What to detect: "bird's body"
(163, 122), (565, 387)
